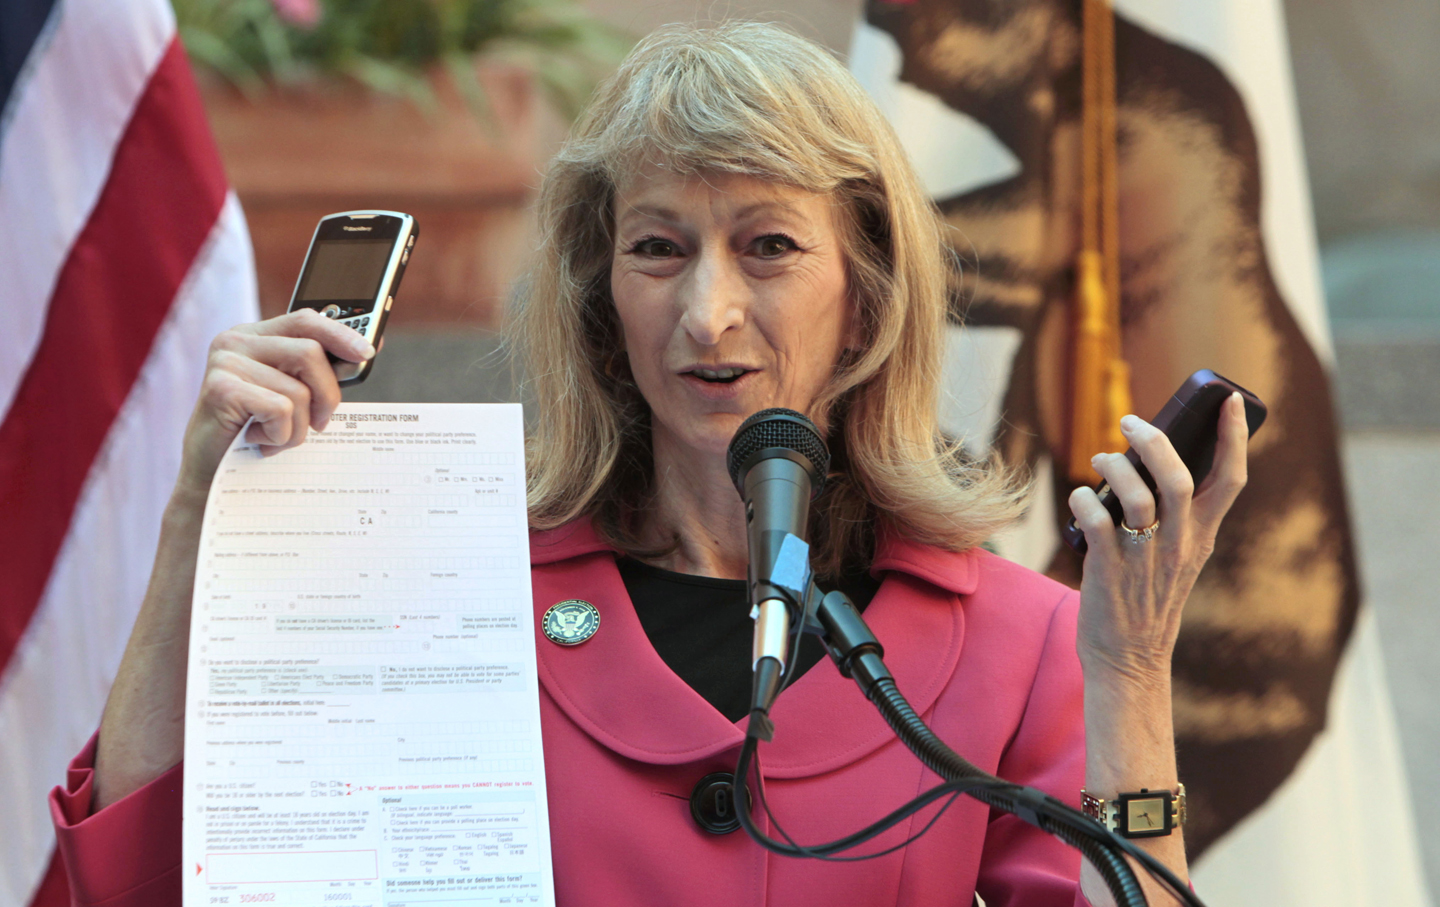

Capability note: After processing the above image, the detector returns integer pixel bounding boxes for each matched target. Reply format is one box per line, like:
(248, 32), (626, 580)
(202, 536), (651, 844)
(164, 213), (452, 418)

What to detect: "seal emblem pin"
(542, 600), (600, 646)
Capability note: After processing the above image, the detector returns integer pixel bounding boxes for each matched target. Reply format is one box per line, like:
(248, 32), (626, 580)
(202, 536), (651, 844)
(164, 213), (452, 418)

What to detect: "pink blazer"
(53, 521), (1089, 906)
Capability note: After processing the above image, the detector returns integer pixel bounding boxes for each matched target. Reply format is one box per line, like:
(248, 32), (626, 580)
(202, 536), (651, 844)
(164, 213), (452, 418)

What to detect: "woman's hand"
(95, 310), (372, 810)
(1067, 392), (1250, 681)
(1068, 393), (1248, 905)
(175, 309), (374, 498)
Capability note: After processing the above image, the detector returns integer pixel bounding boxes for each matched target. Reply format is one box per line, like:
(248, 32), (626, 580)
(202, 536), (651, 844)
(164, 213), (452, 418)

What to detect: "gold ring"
(1121, 519), (1159, 543)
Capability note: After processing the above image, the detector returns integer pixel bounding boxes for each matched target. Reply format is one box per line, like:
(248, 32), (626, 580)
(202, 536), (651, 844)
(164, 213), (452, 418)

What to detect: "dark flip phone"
(1062, 369), (1267, 554)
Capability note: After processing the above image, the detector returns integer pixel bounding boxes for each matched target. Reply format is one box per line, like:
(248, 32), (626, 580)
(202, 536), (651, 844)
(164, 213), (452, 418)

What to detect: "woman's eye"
(632, 238), (679, 258)
(754, 234), (797, 258)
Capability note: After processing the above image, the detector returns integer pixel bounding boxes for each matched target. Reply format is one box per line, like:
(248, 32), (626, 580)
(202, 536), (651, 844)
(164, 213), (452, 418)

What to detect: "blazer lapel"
(529, 521), (978, 777)
(531, 523), (746, 764)
(760, 534), (976, 777)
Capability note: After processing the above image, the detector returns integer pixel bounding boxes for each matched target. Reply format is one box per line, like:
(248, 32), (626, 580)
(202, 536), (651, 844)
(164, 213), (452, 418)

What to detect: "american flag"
(0, 0), (258, 903)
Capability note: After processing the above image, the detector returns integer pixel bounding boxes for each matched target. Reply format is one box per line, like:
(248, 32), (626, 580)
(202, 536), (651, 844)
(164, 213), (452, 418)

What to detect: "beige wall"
(584, 0), (861, 56)
(583, 0), (1440, 249)
(1283, 0), (1440, 244)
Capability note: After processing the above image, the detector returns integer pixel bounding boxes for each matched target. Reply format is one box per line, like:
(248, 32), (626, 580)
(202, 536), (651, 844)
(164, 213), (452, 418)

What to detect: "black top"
(619, 557), (882, 723)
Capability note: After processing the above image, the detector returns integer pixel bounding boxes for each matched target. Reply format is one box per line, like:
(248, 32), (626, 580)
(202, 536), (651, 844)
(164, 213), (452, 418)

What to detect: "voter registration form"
(182, 403), (552, 907)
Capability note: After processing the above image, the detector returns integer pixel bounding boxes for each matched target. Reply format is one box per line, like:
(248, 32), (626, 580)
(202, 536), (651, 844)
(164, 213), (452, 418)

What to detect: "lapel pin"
(542, 599), (600, 646)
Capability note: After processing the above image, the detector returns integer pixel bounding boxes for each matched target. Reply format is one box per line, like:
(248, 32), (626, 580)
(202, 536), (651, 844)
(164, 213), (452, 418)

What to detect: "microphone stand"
(722, 409), (1197, 906)
(736, 560), (1193, 907)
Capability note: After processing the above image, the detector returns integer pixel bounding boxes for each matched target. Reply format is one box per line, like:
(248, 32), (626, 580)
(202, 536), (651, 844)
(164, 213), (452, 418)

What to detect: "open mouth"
(688, 367), (751, 384)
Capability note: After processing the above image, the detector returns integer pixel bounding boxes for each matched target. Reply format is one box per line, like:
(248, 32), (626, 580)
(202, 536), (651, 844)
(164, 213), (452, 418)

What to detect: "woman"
(53, 22), (1248, 906)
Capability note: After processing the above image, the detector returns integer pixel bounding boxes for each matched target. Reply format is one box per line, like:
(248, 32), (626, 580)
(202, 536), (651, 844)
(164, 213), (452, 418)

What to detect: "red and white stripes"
(0, 0), (173, 417)
(0, 1), (258, 903)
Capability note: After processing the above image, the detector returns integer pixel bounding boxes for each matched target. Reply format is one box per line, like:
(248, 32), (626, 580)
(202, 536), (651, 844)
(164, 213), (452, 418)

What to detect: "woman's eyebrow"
(613, 199), (809, 234)
(615, 203), (682, 226)
(732, 201), (804, 220)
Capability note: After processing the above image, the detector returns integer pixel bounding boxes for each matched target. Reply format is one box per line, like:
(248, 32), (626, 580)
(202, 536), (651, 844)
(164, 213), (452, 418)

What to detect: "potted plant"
(175, 0), (628, 327)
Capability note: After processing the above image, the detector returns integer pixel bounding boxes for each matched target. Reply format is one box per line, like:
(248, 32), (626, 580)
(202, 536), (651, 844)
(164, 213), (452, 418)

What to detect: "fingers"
(1087, 414), (1192, 541)
(227, 350), (322, 449)
(222, 333), (343, 433)
(253, 308), (376, 362)
(195, 366), (300, 450)
(233, 382), (299, 448)
(1120, 413), (1193, 528)
(1091, 452), (1156, 532)
(1192, 392), (1249, 532)
(213, 309), (369, 433)
(1069, 484), (1123, 560)
(180, 311), (377, 489)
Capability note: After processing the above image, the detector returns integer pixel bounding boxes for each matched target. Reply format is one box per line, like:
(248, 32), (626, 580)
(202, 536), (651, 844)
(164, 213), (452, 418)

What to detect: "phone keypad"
(340, 316), (372, 335)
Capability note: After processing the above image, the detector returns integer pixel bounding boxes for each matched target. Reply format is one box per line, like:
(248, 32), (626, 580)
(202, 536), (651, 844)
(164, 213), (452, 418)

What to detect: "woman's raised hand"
(1067, 392), (1250, 681)
(95, 308), (371, 808)
(176, 309), (375, 498)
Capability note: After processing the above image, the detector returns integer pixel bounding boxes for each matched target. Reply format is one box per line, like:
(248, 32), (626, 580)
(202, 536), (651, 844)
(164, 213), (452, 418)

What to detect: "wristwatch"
(1081, 783), (1186, 838)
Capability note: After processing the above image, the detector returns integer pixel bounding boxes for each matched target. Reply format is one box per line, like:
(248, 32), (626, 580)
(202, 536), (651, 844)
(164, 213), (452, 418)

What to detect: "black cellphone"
(1062, 369), (1267, 554)
(286, 210), (418, 386)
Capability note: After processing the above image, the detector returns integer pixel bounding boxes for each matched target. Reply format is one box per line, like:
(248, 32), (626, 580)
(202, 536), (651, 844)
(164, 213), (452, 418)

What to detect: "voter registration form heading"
(182, 403), (553, 907)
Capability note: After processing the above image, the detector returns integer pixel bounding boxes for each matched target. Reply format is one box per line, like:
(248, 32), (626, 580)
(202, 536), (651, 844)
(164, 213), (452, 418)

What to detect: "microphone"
(726, 408), (830, 728)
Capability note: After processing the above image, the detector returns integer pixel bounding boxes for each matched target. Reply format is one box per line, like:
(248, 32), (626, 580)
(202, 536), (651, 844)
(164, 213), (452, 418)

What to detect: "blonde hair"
(512, 21), (1028, 575)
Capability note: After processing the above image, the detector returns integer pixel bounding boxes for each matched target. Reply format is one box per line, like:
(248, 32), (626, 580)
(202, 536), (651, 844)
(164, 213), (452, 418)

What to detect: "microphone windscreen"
(726, 408), (830, 497)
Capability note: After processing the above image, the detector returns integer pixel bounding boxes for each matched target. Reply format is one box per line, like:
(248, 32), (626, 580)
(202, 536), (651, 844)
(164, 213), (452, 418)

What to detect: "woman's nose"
(678, 250), (746, 345)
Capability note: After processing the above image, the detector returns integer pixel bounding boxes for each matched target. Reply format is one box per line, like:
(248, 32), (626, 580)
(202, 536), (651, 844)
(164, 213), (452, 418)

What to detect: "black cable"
(740, 576), (1201, 904)
(734, 680), (1203, 907)
(775, 583), (808, 693)
(873, 679), (1200, 904)
(748, 746), (966, 862)
(863, 677), (1197, 907)
(736, 736), (967, 856)
(734, 735), (1069, 859)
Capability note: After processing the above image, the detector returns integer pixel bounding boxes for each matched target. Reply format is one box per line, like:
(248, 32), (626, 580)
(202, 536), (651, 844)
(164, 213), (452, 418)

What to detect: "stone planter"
(199, 63), (561, 329)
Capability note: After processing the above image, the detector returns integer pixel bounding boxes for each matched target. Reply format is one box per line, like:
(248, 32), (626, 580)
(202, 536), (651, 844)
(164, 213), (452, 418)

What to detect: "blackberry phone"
(286, 210), (418, 386)
(1062, 369), (1267, 554)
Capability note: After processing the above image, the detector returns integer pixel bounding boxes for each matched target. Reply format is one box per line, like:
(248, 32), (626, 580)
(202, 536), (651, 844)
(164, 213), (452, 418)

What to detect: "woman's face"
(610, 169), (858, 463)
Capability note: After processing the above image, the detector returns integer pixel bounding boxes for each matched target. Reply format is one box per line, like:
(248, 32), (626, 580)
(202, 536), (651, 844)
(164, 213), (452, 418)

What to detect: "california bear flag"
(849, 0), (1429, 902)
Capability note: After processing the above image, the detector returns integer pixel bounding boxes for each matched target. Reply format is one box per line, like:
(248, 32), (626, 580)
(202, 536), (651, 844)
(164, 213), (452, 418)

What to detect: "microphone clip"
(759, 532), (828, 636)
(748, 533), (823, 726)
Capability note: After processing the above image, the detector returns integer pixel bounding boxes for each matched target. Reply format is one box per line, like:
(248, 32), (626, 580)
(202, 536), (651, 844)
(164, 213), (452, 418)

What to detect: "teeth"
(694, 367), (746, 380)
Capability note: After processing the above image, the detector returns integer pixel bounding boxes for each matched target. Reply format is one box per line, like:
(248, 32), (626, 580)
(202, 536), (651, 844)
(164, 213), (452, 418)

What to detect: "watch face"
(1124, 796), (1169, 836)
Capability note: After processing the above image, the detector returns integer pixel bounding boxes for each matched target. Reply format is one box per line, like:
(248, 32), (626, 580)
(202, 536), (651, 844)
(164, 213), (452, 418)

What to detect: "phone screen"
(294, 239), (393, 311)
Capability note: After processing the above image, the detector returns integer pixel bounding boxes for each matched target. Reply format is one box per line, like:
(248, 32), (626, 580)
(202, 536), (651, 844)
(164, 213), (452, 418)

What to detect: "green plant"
(173, 0), (630, 121)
